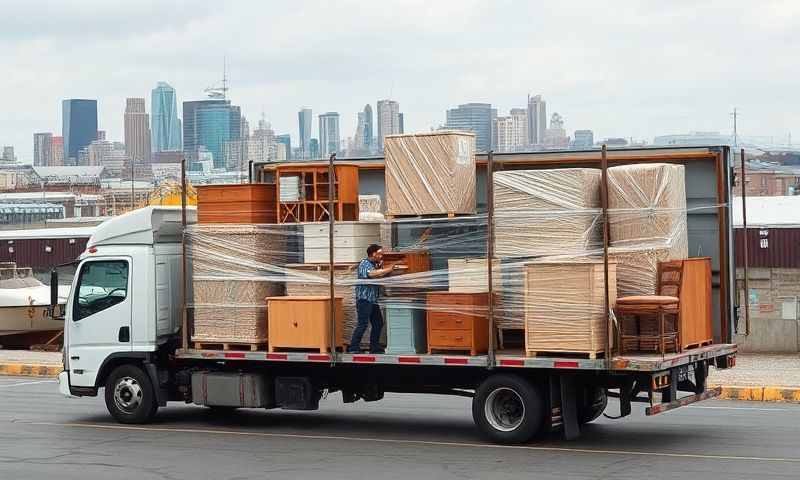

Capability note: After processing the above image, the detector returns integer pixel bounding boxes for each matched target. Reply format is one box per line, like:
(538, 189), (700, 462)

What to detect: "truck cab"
(58, 207), (191, 420)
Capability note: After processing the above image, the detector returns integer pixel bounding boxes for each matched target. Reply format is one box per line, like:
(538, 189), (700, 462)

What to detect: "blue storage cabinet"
(385, 301), (427, 354)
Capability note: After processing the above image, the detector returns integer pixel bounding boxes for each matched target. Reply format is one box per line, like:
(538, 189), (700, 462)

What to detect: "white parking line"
(0, 380), (56, 388)
(689, 405), (796, 412)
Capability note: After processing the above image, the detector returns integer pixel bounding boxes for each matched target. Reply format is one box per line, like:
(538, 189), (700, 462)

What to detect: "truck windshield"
(74, 260), (129, 321)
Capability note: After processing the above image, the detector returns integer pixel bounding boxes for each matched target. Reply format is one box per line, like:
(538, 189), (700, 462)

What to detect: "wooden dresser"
(675, 257), (713, 350)
(426, 292), (489, 356)
(267, 296), (343, 353)
(197, 184), (277, 224)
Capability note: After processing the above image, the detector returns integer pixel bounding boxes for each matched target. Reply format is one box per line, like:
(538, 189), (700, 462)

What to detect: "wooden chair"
(615, 260), (684, 354)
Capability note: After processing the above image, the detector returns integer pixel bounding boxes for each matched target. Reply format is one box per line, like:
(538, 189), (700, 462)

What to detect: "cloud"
(2, 0), (798, 161)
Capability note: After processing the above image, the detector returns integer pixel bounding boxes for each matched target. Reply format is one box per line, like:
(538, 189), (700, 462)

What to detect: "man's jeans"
(349, 299), (383, 353)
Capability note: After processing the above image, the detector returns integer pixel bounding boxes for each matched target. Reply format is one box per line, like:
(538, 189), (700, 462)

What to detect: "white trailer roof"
(88, 206), (197, 247)
(733, 196), (800, 228)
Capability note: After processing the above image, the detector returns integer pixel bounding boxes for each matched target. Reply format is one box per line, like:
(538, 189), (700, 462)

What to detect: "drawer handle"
(455, 336), (464, 341)
(293, 322), (298, 328)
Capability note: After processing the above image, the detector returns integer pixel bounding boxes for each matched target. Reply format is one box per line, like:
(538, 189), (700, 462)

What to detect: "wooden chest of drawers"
(267, 296), (343, 353)
(385, 300), (427, 354)
(426, 292), (489, 355)
(197, 184), (277, 224)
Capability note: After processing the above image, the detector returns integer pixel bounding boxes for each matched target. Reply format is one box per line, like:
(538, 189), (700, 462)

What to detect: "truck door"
(68, 258), (132, 388)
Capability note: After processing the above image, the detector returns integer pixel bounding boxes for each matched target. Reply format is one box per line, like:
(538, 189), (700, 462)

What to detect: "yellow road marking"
(26, 421), (800, 464)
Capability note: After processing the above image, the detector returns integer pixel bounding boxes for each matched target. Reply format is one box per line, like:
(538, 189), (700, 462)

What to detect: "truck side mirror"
(50, 269), (63, 320)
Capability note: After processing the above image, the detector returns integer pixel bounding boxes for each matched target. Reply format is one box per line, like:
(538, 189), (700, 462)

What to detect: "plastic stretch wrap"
(186, 160), (705, 355)
(607, 163), (688, 297)
(494, 169), (602, 258)
(384, 131), (476, 216)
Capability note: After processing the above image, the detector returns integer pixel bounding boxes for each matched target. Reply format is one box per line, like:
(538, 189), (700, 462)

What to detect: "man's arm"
(367, 266), (393, 278)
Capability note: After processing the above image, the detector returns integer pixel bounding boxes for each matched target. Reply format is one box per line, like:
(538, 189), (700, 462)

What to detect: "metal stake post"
(600, 145), (612, 364)
(328, 153), (337, 364)
(740, 148), (750, 336)
(180, 157), (189, 350)
(486, 151), (496, 369)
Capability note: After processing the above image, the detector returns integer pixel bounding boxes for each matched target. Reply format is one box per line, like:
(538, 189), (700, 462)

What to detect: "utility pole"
(731, 107), (739, 148)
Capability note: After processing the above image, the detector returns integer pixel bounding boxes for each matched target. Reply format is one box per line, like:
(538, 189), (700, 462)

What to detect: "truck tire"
(472, 374), (544, 444)
(579, 387), (608, 425)
(104, 364), (158, 424)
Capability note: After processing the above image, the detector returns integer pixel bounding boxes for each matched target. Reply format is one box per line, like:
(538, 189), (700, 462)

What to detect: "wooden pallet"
(683, 339), (713, 350)
(268, 345), (344, 354)
(526, 350), (604, 359)
(193, 341), (267, 352)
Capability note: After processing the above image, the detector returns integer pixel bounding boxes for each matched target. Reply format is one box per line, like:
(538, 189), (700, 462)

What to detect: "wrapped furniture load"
(196, 184), (277, 224)
(494, 169), (602, 258)
(523, 260), (617, 358)
(359, 195), (384, 221)
(186, 224), (291, 347)
(607, 163), (688, 296)
(384, 131), (476, 216)
(302, 221), (381, 264)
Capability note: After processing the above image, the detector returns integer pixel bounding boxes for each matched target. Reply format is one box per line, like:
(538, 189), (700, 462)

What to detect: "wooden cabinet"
(382, 251), (432, 274)
(197, 184), (277, 224)
(267, 296), (344, 353)
(385, 300), (427, 354)
(677, 257), (713, 350)
(426, 292), (489, 355)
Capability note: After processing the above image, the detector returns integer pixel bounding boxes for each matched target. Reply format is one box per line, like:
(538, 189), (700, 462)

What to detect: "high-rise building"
(51, 137), (64, 166)
(298, 108), (312, 159)
(276, 134), (291, 160)
(62, 99), (98, 164)
(318, 112), (340, 158)
(354, 104), (373, 152)
(87, 139), (113, 167)
(124, 97), (151, 167)
(241, 116), (250, 139)
(151, 81), (182, 152)
(543, 112), (568, 149)
(495, 109), (529, 153)
(398, 112), (404, 135)
(572, 130), (594, 148)
(309, 138), (320, 160)
(182, 99), (241, 168)
(377, 100), (401, 150)
(33, 132), (53, 166)
(526, 94), (547, 146)
(1, 146), (15, 163)
(445, 102), (496, 152)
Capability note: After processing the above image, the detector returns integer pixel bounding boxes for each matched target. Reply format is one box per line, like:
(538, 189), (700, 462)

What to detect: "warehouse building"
(734, 196), (800, 352)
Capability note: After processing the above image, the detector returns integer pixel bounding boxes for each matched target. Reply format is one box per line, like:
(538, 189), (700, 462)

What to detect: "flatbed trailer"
(56, 145), (741, 444)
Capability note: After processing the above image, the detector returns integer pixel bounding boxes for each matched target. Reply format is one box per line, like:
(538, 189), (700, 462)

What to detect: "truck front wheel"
(104, 364), (158, 424)
(472, 374), (544, 444)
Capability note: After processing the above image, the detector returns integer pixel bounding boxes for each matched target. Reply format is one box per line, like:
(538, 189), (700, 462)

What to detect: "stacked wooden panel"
(607, 163), (688, 296)
(302, 221), (381, 264)
(187, 224), (288, 346)
(494, 169), (602, 258)
(523, 261), (616, 358)
(384, 131), (476, 216)
(197, 184), (277, 224)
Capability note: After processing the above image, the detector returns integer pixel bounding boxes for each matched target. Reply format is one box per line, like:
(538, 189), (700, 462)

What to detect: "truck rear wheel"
(104, 364), (158, 424)
(579, 387), (608, 425)
(473, 374), (544, 444)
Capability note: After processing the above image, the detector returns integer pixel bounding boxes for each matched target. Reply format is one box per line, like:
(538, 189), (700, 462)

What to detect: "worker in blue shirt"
(348, 244), (395, 353)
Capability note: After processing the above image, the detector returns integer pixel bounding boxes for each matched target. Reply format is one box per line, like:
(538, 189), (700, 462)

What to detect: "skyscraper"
(527, 94), (547, 146)
(298, 108), (312, 159)
(51, 137), (64, 166)
(62, 99), (98, 165)
(445, 103), (496, 152)
(398, 113), (404, 135)
(33, 132), (53, 166)
(276, 134), (291, 160)
(124, 97), (151, 166)
(309, 138), (320, 159)
(377, 100), (401, 150)
(318, 112), (340, 158)
(354, 104), (373, 152)
(151, 81), (182, 152)
(183, 99), (241, 168)
(495, 111), (528, 153)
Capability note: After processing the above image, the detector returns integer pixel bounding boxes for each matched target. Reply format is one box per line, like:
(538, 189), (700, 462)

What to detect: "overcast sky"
(2, 0), (798, 161)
